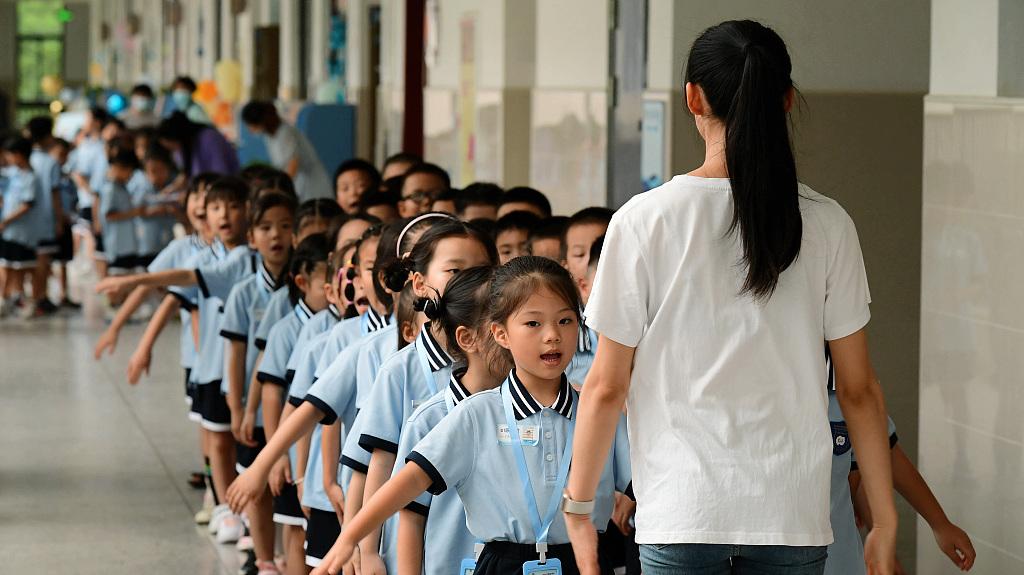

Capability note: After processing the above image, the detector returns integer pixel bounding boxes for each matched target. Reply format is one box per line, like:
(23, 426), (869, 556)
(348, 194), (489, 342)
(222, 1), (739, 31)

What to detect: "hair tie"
(396, 212), (456, 257)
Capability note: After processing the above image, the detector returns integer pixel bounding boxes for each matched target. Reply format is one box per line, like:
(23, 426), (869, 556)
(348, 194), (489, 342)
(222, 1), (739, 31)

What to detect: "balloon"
(41, 75), (63, 98)
(195, 80), (218, 103)
(214, 60), (243, 103)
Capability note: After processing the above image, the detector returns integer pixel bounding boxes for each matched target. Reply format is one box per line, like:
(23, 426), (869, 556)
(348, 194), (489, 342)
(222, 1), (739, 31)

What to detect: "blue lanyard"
(500, 380), (575, 560)
(415, 340), (439, 396)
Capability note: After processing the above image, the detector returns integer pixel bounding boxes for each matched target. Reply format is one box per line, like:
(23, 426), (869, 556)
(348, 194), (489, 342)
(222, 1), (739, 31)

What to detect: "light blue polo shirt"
(299, 313), (395, 509)
(391, 373), (478, 575)
(70, 137), (105, 208)
(565, 325), (597, 388)
(314, 306), (391, 380)
(149, 234), (208, 369)
(255, 287), (293, 351)
(256, 298), (315, 387)
(190, 245), (258, 386)
(29, 148), (60, 244)
(408, 371), (632, 546)
(128, 169), (176, 257)
(357, 324), (454, 455)
(285, 305), (341, 383)
(0, 167), (40, 247)
(220, 262), (288, 426)
(98, 180), (137, 262)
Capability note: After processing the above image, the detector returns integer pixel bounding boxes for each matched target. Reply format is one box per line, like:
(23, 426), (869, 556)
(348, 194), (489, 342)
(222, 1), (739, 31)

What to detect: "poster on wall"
(458, 15), (477, 185)
(641, 99), (666, 191)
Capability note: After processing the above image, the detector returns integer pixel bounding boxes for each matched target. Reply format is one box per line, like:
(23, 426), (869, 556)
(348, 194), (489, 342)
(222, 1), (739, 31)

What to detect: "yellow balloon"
(214, 60), (243, 103)
(41, 75), (63, 97)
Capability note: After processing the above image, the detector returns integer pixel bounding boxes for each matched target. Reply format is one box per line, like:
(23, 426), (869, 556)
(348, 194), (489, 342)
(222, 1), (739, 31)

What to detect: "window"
(15, 0), (66, 126)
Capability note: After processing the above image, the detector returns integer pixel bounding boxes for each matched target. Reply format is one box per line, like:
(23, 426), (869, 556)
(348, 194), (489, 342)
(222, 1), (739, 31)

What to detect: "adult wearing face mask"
(166, 76), (211, 125)
(120, 84), (159, 130)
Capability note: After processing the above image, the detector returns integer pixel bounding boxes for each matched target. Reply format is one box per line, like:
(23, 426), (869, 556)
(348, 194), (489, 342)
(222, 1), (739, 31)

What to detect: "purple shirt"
(181, 127), (240, 176)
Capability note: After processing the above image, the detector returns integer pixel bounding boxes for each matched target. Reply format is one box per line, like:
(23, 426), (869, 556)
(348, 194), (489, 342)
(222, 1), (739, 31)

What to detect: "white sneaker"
(208, 504), (230, 534)
(195, 488), (215, 524)
(216, 514), (245, 544)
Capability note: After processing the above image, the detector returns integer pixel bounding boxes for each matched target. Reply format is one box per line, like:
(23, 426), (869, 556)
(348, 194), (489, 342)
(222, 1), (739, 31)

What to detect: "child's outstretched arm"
(312, 464), (433, 575)
(891, 445), (976, 571)
(95, 267), (197, 299)
(94, 285), (155, 358)
(126, 294), (180, 384)
(226, 401), (323, 512)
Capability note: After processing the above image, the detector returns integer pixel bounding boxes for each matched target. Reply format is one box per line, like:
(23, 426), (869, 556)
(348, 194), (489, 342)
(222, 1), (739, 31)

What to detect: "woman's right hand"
(226, 470), (265, 514)
(864, 526), (897, 575)
(94, 328), (119, 359)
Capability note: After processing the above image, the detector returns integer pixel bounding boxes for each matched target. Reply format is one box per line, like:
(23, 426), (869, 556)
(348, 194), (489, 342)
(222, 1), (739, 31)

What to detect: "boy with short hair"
(527, 215), (569, 262)
(562, 206), (614, 285)
(334, 159), (381, 214)
(455, 182), (503, 221)
(494, 210), (541, 264)
(497, 185), (551, 219)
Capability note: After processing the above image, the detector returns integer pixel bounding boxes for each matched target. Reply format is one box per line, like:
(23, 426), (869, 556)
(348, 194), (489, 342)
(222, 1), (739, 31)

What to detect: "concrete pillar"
(238, 4), (255, 100)
(221, 0), (237, 61)
(278, 0), (300, 101)
(200, 0), (217, 80)
(308, 0), (332, 94)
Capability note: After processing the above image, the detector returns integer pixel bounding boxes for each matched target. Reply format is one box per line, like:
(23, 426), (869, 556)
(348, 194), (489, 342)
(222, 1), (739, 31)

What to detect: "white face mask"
(131, 96), (153, 112)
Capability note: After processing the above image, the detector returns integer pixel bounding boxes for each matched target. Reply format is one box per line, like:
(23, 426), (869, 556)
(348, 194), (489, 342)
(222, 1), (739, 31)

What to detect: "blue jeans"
(639, 543), (827, 575)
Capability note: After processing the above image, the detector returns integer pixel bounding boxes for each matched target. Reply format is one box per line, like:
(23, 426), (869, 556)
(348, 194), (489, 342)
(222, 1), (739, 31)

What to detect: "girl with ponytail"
(564, 19), (897, 575)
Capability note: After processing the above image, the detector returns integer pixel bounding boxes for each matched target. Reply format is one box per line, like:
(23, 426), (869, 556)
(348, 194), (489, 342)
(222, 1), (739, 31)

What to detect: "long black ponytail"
(685, 20), (801, 300)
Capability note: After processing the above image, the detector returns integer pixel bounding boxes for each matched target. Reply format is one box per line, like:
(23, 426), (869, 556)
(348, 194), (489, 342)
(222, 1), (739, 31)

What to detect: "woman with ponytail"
(564, 20), (896, 575)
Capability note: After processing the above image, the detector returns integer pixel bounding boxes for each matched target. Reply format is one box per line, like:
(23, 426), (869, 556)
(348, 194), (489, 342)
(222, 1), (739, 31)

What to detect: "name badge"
(459, 558), (476, 575)
(522, 558), (562, 575)
(497, 424), (540, 446)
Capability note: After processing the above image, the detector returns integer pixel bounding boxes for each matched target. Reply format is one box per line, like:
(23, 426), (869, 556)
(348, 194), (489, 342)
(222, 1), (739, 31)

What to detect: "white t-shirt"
(585, 175), (871, 547)
(265, 124), (333, 201)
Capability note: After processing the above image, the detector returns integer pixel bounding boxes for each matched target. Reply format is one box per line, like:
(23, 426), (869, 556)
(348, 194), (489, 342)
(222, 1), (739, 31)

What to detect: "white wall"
(535, 0), (608, 90)
(931, 0), (999, 96)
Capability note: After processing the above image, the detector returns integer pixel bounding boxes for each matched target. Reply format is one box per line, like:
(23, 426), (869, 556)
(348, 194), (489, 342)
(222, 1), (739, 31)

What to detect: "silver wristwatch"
(560, 492), (595, 515)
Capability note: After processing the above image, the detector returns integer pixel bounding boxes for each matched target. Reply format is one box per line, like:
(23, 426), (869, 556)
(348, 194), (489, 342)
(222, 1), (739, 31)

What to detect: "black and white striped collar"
(366, 306), (390, 332)
(294, 298), (314, 324)
(259, 261), (283, 293)
(507, 369), (573, 421)
(577, 324), (593, 353)
(417, 322), (453, 371)
(448, 367), (471, 406)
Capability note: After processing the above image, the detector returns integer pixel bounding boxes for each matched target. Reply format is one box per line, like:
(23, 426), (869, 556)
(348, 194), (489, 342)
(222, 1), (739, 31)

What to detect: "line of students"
(87, 153), (972, 575)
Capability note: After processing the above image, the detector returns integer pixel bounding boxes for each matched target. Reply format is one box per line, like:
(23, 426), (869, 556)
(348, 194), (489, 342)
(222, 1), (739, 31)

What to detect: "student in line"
(0, 137), (41, 317)
(497, 186), (551, 219)
(495, 211), (541, 265)
(335, 159), (382, 215)
(25, 116), (63, 315)
(313, 256), (631, 575)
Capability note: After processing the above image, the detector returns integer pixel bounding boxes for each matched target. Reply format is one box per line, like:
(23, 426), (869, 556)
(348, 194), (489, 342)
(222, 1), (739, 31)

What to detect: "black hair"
(402, 162), (451, 191)
(372, 220), (406, 311)
(173, 76), (198, 92)
(358, 190), (400, 212)
(288, 233), (330, 304)
(88, 106), (111, 128)
(3, 136), (33, 159)
(26, 116), (54, 144)
(143, 144), (175, 167)
(383, 219), (498, 296)
(528, 216), (570, 244)
(156, 112), (204, 175)
(685, 20), (801, 299)
(131, 84), (155, 98)
(240, 100), (279, 127)
(488, 256), (582, 363)
(205, 175), (250, 206)
(395, 284), (419, 351)
(496, 211), (542, 236)
(467, 217), (498, 241)
(334, 158), (382, 189)
(249, 190), (298, 228)
(106, 117), (127, 132)
(108, 148), (141, 171)
(432, 187), (460, 207)
(427, 265), (497, 362)
(456, 182), (503, 216)
(500, 187), (552, 218)
(46, 138), (71, 153)
(587, 234), (605, 272)
(563, 207), (614, 259)
(379, 215), (454, 293)
(249, 167), (297, 201)
(382, 152), (422, 175)
(329, 212), (381, 248)
(296, 198), (344, 230)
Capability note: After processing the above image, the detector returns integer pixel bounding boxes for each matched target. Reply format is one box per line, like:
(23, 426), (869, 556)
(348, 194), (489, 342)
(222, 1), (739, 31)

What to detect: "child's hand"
(325, 482), (346, 524)
(94, 328), (119, 359)
(126, 348), (151, 385)
(239, 410), (257, 447)
(226, 470), (265, 514)
(357, 549), (386, 575)
(611, 490), (636, 535)
(342, 548), (360, 575)
(933, 520), (976, 571)
(230, 408), (245, 444)
(268, 455), (292, 497)
(95, 276), (133, 299)
(311, 536), (357, 575)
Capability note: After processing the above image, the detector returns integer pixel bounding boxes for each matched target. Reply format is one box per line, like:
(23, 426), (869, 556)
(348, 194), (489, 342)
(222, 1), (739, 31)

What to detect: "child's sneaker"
(216, 513), (244, 544)
(256, 559), (281, 575)
(194, 486), (215, 524)
(207, 503), (230, 534)
(236, 534), (254, 552)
